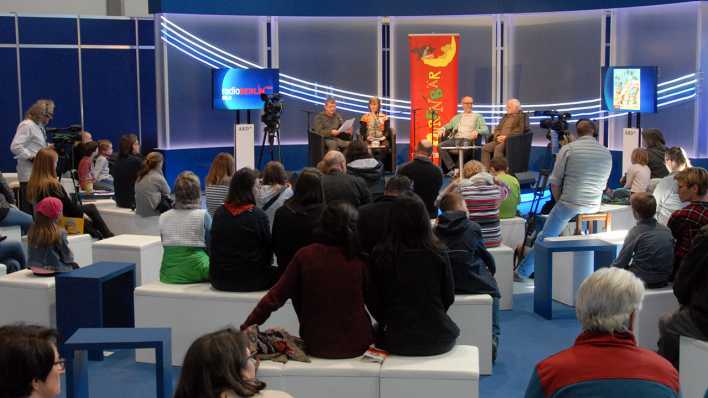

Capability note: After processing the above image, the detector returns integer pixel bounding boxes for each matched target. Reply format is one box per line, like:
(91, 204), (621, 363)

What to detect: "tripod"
(257, 125), (281, 168)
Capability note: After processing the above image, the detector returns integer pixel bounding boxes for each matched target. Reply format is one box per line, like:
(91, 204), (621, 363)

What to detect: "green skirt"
(160, 246), (210, 284)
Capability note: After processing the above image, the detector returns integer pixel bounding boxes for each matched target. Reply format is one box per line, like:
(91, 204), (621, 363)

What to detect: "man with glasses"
(438, 96), (489, 176)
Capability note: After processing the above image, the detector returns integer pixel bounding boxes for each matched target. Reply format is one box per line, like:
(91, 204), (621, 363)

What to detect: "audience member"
(458, 160), (509, 248)
(320, 151), (371, 207)
(27, 148), (113, 239)
(654, 147), (691, 225)
(92, 139), (114, 191)
(517, 119), (612, 278)
(357, 175), (414, 256)
(205, 153), (235, 216)
(0, 171), (32, 234)
(659, 225), (708, 369)
(210, 168), (275, 292)
(642, 128), (670, 179)
(159, 172), (211, 284)
(243, 202), (374, 358)
(134, 152), (171, 217)
(271, 168), (325, 276)
(10, 99), (54, 214)
(368, 195), (459, 356)
(489, 156), (520, 219)
(173, 327), (291, 398)
(610, 193), (674, 288)
(397, 139), (443, 218)
(111, 133), (143, 209)
(72, 131), (93, 170)
(27, 197), (78, 273)
(0, 239), (25, 274)
(344, 139), (385, 198)
(313, 97), (352, 151)
(0, 324), (65, 398)
(667, 167), (708, 277)
(77, 141), (98, 192)
(255, 161), (293, 229)
(482, 98), (528, 167)
(525, 268), (679, 397)
(435, 191), (501, 360)
(620, 147), (651, 194)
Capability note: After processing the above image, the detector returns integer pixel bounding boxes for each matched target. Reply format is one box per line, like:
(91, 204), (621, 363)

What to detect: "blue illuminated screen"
(212, 68), (279, 110)
(601, 66), (658, 113)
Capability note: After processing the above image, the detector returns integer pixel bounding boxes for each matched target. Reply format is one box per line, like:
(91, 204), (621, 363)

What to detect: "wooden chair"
(575, 212), (612, 235)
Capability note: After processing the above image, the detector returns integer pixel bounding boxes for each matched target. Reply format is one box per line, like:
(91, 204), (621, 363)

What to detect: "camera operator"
(516, 119), (612, 279)
(10, 99), (55, 213)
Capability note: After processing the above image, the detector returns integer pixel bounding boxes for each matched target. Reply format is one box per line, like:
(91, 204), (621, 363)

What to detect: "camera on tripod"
(47, 125), (82, 145)
(534, 110), (572, 154)
(260, 93), (284, 140)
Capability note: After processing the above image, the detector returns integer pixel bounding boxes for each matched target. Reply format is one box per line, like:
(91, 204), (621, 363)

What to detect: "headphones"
(575, 118), (598, 138)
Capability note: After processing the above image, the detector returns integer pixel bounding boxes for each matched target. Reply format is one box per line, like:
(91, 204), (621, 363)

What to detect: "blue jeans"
(517, 201), (595, 277)
(0, 207), (33, 234)
(0, 240), (26, 273)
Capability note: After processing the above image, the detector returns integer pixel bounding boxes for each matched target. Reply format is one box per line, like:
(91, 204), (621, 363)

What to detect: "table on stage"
(438, 144), (482, 178)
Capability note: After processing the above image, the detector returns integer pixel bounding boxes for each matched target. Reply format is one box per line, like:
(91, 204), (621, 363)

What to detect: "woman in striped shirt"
(458, 160), (509, 247)
(205, 153), (235, 216)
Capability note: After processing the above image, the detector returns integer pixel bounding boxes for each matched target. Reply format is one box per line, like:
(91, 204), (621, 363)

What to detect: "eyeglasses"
(54, 359), (66, 370)
(462, 102), (473, 105)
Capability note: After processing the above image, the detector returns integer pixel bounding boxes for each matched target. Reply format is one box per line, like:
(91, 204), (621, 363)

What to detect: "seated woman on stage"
(159, 172), (211, 284)
(27, 148), (113, 240)
(111, 133), (143, 209)
(255, 161), (293, 230)
(359, 97), (391, 147)
(210, 168), (275, 292)
(243, 202), (374, 359)
(458, 160), (509, 248)
(368, 195), (459, 356)
(205, 153), (235, 217)
(345, 140), (384, 198)
(134, 152), (171, 218)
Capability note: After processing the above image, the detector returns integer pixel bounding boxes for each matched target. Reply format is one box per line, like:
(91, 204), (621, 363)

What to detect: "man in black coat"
(435, 190), (501, 362)
(397, 139), (443, 218)
(357, 175), (414, 256)
(320, 151), (371, 207)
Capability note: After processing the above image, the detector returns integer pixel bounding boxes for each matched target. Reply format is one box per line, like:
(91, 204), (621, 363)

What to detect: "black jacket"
(397, 156), (443, 218)
(368, 248), (460, 356)
(209, 205), (275, 292)
(111, 154), (143, 209)
(347, 158), (385, 198)
(322, 170), (372, 207)
(673, 225), (708, 336)
(271, 202), (325, 276)
(357, 195), (396, 256)
(435, 211), (500, 297)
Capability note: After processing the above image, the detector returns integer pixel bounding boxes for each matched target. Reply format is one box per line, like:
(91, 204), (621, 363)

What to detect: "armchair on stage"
(308, 123), (397, 172)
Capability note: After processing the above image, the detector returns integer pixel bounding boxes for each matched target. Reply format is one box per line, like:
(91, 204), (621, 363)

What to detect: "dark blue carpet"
(57, 293), (580, 398)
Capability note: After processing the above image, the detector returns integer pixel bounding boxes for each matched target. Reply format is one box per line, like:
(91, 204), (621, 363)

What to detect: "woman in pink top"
(77, 141), (98, 191)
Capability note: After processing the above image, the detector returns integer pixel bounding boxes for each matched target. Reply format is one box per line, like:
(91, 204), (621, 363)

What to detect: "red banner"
(408, 34), (459, 164)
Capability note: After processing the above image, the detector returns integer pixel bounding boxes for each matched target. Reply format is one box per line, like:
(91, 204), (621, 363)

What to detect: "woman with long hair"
(642, 128), (669, 179)
(111, 133), (143, 209)
(243, 201), (374, 358)
(369, 195), (459, 356)
(271, 168), (325, 276)
(255, 161), (293, 229)
(134, 152), (171, 217)
(210, 168), (275, 292)
(205, 152), (235, 216)
(173, 328), (291, 398)
(27, 148), (113, 239)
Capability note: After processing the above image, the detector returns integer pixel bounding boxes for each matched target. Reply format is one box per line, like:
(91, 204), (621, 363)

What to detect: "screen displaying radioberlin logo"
(213, 68), (279, 110)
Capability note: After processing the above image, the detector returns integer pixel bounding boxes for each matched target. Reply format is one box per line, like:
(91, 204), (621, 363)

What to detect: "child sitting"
(457, 160), (509, 247)
(488, 156), (520, 219)
(610, 192), (674, 288)
(92, 139), (114, 191)
(622, 147), (651, 194)
(78, 141), (98, 192)
(27, 197), (79, 274)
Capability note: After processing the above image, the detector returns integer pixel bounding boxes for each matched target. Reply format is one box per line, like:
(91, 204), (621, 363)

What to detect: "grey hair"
(576, 268), (645, 334)
(508, 98), (521, 110)
(174, 171), (202, 210)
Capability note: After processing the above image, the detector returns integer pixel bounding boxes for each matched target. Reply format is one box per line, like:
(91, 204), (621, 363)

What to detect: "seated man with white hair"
(482, 98), (528, 167)
(525, 268), (679, 398)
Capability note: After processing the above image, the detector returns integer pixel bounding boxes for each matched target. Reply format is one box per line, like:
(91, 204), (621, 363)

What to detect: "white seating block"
(282, 356), (381, 398)
(449, 294), (493, 375)
(0, 225), (22, 243)
(680, 336), (708, 398)
(98, 206), (160, 236)
(92, 234), (163, 286)
(633, 287), (679, 351)
(134, 281), (299, 366)
(67, 234), (93, 267)
(0, 270), (56, 327)
(380, 345), (479, 398)
(0, 264), (6, 276)
(500, 217), (526, 251)
(489, 244), (514, 310)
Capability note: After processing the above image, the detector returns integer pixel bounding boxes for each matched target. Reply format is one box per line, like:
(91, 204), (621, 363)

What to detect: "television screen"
(601, 66), (658, 113)
(212, 68), (279, 110)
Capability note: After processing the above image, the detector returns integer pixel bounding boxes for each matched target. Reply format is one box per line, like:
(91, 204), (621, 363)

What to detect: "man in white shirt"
(10, 99), (54, 213)
(438, 96), (489, 175)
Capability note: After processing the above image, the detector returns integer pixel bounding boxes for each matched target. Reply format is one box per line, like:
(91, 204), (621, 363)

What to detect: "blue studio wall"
(0, 15), (156, 173)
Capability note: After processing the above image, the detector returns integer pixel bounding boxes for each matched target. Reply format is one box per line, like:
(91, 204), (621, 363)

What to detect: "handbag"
(155, 194), (174, 214)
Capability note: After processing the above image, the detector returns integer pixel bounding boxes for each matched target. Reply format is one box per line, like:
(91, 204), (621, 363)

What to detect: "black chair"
(505, 131), (533, 175)
(308, 129), (326, 167)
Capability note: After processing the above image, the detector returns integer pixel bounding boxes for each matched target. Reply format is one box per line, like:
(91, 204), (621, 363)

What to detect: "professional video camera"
(258, 93), (284, 165)
(534, 110), (572, 154)
(47, 125), (82, 145)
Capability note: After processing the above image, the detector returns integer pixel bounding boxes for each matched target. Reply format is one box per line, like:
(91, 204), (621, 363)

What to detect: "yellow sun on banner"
(422, 37), (457, 68)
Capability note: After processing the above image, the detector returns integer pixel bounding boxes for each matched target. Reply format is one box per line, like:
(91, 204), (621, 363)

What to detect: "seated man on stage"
(313, 97), (352, 151)
(438, 96), (489, 175)
(482, 98), (528, 167)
